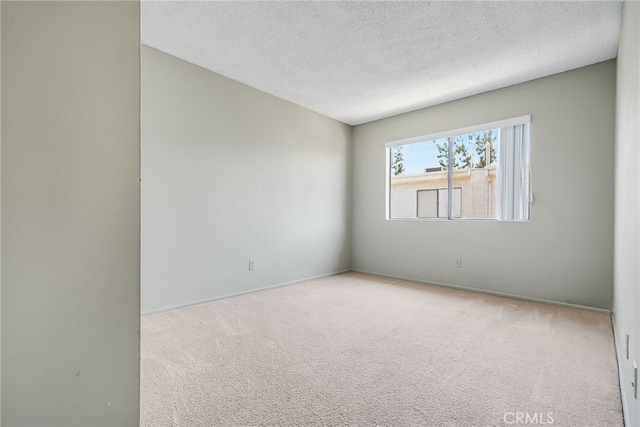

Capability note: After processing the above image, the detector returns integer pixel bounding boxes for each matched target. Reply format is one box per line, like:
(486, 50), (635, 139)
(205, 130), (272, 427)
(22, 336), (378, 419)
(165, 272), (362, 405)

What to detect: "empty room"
(1, 0), (639, 426)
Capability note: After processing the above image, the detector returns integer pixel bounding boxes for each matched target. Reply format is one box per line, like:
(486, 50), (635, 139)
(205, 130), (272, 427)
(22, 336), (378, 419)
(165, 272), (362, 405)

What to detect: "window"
(417, 188), (461, 218)
(386, 115), (531, 221)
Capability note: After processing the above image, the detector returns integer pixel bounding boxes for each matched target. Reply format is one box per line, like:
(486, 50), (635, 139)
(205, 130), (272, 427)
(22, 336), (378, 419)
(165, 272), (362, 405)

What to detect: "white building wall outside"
(390, 167), (497, 219)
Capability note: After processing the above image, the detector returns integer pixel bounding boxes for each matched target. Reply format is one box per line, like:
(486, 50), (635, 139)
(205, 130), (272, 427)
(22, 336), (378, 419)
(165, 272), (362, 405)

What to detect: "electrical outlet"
(455, 258), (462, 268)
(339, 252), (343, 259)
(249, 260), (255, 271)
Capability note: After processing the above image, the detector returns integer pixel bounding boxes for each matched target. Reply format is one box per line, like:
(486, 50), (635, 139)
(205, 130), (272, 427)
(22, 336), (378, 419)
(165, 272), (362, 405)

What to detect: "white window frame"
(385, 115), (531, 221)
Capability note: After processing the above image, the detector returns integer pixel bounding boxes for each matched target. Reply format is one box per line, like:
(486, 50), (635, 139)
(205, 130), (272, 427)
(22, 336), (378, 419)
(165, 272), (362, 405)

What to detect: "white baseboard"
(146, 268), (611, 316)
(142, 269), (352, 316)
(351, 269), (611, 314)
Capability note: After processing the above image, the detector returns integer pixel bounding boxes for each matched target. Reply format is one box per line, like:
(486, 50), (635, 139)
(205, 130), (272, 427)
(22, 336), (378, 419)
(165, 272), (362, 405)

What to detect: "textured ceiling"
(142, 1), (622, 126)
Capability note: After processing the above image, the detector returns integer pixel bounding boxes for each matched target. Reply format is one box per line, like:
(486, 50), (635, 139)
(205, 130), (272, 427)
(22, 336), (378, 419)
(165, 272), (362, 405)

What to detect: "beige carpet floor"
(141, 272), (623, 426)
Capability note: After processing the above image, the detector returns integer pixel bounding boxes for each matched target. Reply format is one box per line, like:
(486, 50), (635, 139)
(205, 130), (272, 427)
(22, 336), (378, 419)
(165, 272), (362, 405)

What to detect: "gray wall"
(351, 61), (616, 310)
(613, 1), (640, 425)
(141, 46), (351, 314)
(1, 2), (140, 425)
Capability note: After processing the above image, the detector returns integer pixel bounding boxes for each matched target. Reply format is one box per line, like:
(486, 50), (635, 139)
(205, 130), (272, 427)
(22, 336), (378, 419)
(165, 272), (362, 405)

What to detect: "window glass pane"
(436, 188), (462, 218)
(417, 189), (438, 218)
(452, 188), (462, 218)
(437, 189), (448, 218)
(389, 142), (448, 219)
(450, 130), (500, 219)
